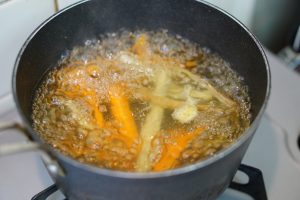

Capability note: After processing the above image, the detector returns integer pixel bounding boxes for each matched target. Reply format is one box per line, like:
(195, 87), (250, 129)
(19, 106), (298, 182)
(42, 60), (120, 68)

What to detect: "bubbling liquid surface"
(32, 30), (251, 172)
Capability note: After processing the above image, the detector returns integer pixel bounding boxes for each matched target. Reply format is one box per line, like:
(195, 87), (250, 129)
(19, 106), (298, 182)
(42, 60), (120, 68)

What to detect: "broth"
(32, 30), (251, 172)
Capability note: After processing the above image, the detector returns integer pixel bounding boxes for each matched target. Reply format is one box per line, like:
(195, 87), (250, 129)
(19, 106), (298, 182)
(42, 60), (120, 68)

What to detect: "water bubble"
(85, 40), (92, 46)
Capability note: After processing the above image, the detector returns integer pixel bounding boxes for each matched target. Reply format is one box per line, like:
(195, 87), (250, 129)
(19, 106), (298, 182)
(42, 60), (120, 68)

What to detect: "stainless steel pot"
(6, 0), (270, 199)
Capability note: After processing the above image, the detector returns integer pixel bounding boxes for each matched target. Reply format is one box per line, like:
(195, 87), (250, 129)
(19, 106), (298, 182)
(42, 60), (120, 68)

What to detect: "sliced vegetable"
(109, 84), (139, 146)
(136, 87), (209, 111)
(173, 67), (235, 107)
(57, 88), (104, 128)
(153, 127), (204, 171)
(185, 60), (198, 68)
(132, 34), (151, 57)
(172, 103), (198, 124)
(136, 70), (170, 171)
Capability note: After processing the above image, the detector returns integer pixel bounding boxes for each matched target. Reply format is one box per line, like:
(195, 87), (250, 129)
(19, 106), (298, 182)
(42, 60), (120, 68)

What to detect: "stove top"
(0, 52), (300, 200)
(31, 164), (268, 200)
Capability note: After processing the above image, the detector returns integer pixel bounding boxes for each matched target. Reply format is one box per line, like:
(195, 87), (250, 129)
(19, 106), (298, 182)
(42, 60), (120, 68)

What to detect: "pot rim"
(12, 0), (271, 179)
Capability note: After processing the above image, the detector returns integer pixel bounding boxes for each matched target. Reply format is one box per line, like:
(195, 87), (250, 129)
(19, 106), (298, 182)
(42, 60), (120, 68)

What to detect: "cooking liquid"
(32, 30), (251, 172)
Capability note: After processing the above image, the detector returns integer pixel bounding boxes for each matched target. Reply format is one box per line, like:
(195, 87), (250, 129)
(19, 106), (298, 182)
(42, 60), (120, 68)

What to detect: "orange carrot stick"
(86, 93), (105, 128)
(153, 127), (204, 171)
(105, 134), (136, 150)
(109, 84), (139, 146)
(132, 34), (150, 57)
(57, 88), (104, 128)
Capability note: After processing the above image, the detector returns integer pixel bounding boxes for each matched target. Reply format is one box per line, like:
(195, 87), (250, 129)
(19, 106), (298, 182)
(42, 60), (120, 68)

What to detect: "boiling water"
(32, 30), (250, 172)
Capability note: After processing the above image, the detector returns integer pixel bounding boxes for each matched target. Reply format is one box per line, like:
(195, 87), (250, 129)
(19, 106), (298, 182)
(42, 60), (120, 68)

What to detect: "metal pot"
(9, 0), (270, 199)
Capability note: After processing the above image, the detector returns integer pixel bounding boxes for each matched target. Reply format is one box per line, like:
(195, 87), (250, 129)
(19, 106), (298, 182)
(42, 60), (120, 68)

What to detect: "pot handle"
(229, 164), (268, 200)
(0, 121), (65, 178)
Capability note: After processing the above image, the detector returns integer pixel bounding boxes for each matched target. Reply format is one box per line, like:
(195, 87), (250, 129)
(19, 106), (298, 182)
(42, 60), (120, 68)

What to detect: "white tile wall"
(56, 0), (80, 10)
(0, 0), (55, 96)
(205, 0), (256, 29)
